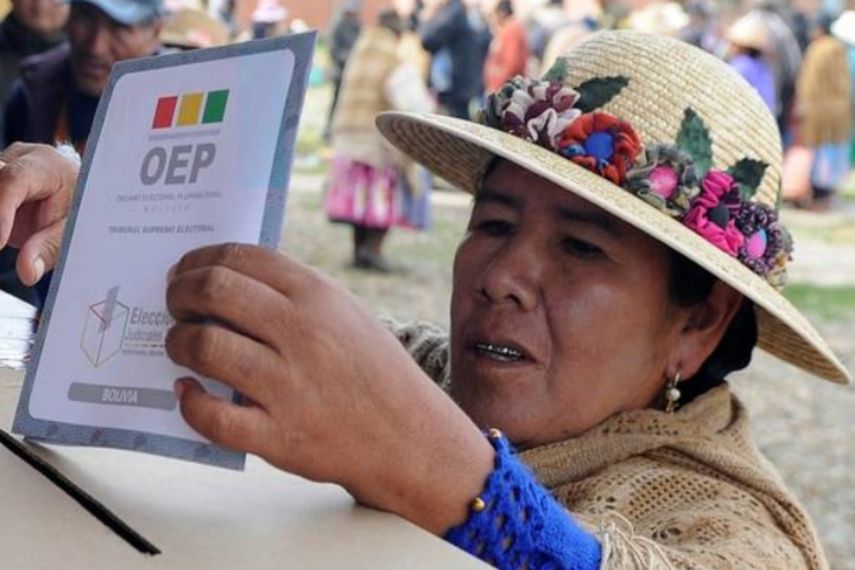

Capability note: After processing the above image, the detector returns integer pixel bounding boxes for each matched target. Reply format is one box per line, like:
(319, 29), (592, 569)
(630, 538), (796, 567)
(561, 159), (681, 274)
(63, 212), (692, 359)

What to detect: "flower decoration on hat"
(481, 77), (582, 150)
(734, 202), (793, 284)
(477, 62), (793, 289)
(626, 145), (700, 215)
(558, 113), (641, 184)
(684, 170), (745, 256)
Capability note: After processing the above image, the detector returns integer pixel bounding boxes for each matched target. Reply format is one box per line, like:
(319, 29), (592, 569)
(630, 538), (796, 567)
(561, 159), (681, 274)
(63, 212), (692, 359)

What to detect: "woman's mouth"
(475, 342), (526, 362)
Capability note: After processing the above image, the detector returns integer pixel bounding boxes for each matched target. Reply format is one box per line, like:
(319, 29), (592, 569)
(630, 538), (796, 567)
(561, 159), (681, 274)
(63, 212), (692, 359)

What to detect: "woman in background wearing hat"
(796, 14), (852, 210)
(0, 31), (850, 569)
(726, 12), (776, 113)
(325, 9), (434, 271)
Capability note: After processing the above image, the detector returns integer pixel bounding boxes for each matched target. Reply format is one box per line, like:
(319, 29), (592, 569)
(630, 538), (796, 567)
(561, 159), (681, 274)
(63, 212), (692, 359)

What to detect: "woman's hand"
(0, 143), (79, 285)
(166, 243), (494, 534)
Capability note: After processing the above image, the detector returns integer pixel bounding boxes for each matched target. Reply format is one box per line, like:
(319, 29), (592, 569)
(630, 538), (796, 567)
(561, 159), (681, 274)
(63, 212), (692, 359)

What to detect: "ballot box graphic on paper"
(81, 286), (129, 367)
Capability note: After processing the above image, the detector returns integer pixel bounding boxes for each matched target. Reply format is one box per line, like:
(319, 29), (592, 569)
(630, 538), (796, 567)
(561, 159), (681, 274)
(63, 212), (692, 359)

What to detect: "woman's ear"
(673, 282), (744, 379)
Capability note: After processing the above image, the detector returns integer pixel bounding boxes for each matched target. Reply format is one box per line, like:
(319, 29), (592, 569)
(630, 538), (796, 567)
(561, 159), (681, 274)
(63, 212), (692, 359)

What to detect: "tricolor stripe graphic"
(152, 90), (229, 129)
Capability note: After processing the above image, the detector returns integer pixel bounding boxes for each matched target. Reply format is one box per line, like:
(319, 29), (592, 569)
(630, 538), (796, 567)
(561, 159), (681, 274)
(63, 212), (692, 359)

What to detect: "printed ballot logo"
(151, 90), (230, 130)
(140, 89), (229, 187)
(81, 286), (129, 368)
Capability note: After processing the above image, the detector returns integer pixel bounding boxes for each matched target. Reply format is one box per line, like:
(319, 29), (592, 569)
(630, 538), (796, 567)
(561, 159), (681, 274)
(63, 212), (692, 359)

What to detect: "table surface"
(0, 368), (486, 569)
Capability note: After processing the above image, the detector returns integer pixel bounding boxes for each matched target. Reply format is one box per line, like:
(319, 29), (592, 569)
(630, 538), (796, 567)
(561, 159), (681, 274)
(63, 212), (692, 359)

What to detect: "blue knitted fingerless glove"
(444, 430), (601, 570)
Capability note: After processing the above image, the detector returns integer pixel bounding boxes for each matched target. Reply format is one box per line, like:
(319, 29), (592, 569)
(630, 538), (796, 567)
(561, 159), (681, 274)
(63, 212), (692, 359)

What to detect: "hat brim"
(376, 111), (851, 384)
(70, 0), (162, 25)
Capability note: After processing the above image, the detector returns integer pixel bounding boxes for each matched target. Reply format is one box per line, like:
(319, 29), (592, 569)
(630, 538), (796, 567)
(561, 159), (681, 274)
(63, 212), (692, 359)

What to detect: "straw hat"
(377, 31), (851, 383)
(160, 8), (229, 49)
(727, 12), (770, 52)
(251, 0), (287, 24)
(831, 10), (855, 46)
(625, 2), (689, 37)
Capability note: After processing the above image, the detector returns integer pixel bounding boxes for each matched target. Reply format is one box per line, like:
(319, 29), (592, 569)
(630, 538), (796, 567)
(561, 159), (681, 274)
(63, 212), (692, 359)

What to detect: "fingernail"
(174, 379), (186, 399)
(32, 257), (45, 282)
(167, 263), (177, 283)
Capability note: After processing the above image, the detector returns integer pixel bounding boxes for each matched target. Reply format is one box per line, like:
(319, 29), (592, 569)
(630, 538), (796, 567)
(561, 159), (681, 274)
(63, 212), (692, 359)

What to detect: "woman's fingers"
(165, 322), (282, 403)
(175, 377), (274, 456)
(166, 264), (290, 348)
(172, 243), (319, 296)
(15, 217), (66, 286)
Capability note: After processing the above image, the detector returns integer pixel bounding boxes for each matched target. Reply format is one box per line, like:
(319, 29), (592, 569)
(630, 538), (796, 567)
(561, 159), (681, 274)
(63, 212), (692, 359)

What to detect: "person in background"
(3, 0), (163, 151)
(540, 13), (597, 75)
(483, 0), (528, 93)
(796, 13), (852, 210)
(325, 9), (433, 272)
(0, 0), (68, 146)
(0, 0), (162, 307)
(249, 0), (286, 40)
(394, 0), (431, 81)
(680, 0), (718, 53)
(527, 0), (564, 62)
(727, 12), (776, 114)
(159, 6), (229, 50)
(750, 1), (803, 141)
(831, 9), (855, 169)
(418, 0), (483, 119)
(324, 0), (361, 141)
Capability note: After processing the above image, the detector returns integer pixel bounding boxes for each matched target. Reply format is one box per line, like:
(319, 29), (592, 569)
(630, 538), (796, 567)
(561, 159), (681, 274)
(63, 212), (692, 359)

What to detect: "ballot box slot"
(0, 429), (161, 555)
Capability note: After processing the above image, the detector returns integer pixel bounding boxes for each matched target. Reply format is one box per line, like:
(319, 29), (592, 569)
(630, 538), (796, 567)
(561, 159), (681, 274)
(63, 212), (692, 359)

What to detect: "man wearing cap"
(3, 0), (163, 151)
(0, 0), (162, 307)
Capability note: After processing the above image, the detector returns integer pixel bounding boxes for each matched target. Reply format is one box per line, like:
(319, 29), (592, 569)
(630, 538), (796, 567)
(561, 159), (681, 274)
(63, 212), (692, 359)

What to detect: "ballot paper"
(13, 33), (316, 469)
(0, 292), (36, 370)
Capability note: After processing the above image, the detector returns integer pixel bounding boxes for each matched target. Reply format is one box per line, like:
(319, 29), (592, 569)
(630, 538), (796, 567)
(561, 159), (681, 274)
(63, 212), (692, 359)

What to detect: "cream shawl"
(386, 319), (827, 569)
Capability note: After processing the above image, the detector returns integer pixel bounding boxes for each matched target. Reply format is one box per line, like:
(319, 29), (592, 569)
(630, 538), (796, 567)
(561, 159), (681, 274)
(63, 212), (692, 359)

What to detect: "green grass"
(793, 224), (855, 245)
(784, 283), (855, 319)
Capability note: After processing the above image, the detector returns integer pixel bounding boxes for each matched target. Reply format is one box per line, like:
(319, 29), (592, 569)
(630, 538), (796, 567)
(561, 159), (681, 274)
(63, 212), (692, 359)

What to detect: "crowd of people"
(321, 0), (855, 272)
(0, 0), (853, 281)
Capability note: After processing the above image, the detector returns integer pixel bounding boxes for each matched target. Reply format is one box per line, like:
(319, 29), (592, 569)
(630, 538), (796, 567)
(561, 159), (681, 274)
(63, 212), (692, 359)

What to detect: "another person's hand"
(0, 143), (79, 285)
(166, 244), (494, 534)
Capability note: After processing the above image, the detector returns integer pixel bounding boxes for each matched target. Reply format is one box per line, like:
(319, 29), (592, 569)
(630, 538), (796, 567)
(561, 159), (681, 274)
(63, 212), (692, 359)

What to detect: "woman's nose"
(478, 237), (543, 311)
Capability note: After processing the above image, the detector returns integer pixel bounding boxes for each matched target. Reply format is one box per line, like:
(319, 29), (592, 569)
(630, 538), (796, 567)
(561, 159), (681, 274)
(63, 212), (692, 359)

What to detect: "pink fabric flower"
(648, 165), (679, 199)
(683, 170), (745, 256)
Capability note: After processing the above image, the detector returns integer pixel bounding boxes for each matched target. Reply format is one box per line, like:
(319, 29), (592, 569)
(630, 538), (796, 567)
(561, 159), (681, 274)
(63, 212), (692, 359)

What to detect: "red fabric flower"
(683, 170), (745, 256)
(558, 113), (642, 184)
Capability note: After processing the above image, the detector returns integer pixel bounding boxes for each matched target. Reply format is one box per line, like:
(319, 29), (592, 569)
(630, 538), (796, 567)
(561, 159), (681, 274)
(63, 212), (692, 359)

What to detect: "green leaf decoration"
(574, 76), (630, 113)
(728, 158), (769, 200)
(543, 57), (570, 83)
(676, 108), (713, 178)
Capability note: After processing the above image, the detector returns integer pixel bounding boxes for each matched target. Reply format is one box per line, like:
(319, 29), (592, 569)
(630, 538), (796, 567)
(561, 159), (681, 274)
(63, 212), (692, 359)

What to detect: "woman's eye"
(564, 238), (603, 258)
(473, 219), (514, 236)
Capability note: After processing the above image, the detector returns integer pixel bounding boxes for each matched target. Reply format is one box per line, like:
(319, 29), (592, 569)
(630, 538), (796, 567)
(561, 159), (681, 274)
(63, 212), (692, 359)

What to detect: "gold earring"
(665, 371), (681, 413)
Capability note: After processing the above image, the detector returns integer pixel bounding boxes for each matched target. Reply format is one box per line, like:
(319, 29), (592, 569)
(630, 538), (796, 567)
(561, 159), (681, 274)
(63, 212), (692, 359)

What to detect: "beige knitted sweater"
(387, 320), (827, 569)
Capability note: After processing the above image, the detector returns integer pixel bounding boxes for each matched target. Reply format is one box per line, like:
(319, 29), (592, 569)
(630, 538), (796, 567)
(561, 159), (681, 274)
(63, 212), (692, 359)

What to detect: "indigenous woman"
(325, 9), (433, 272)
(1, 31), (849, 570)
(796, 14), (852, 209)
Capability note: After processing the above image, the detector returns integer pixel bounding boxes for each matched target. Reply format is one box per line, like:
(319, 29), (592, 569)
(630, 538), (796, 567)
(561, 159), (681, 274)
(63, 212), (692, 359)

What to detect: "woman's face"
(450, 160), (689, 448)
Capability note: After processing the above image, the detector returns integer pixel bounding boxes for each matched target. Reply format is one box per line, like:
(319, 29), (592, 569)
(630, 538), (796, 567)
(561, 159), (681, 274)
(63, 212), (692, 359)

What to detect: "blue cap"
(70, 0), (164, 25)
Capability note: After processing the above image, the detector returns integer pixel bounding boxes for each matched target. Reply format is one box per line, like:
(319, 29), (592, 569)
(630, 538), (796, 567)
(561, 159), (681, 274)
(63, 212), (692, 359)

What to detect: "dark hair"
(668, 250), (757, 403)
(496, 0), (513, 17)
(378, 9), (404, 36)
(816, 12), (835, 35)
